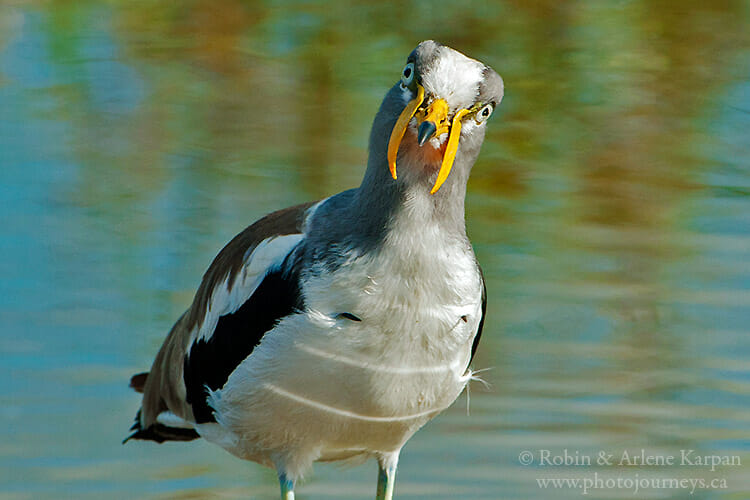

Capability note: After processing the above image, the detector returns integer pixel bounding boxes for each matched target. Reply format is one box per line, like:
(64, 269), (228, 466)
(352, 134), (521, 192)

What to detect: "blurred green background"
(1, 1), (749, 499)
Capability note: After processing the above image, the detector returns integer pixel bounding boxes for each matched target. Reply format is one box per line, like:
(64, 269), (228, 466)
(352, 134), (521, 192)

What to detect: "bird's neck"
(355, 150), (470, 242)
(351, 91), (476, 245)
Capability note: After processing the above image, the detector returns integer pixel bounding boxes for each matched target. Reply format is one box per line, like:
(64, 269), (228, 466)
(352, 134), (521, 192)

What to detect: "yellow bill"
(418, 99), (450, 145)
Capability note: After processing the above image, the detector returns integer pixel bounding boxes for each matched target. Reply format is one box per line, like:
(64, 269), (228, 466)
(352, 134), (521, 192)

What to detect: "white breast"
(201, 210), (482, 476)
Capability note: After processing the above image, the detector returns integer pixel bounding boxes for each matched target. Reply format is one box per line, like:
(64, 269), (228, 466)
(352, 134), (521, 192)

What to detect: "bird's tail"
(123, 371), (200, 444)
(129, 372), (148, 393)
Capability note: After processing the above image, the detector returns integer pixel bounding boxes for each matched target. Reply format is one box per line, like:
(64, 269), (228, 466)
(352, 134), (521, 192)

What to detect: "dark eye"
(475, 103), (494, 123)
(401, 62), (415, 86)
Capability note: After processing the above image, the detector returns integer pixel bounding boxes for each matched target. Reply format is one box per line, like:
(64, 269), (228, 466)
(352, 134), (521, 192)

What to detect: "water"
(2, 2), (749, 499)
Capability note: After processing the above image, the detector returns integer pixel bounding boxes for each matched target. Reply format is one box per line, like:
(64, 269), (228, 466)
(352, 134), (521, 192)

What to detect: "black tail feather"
(129, 372), (148, 393)
(123, 409), (199, 444)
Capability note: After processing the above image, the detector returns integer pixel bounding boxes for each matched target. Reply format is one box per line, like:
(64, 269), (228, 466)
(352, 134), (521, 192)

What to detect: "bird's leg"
(278, 472), (295, 500)
(375, 451), (400, 500)
(376, 466), (395, 500)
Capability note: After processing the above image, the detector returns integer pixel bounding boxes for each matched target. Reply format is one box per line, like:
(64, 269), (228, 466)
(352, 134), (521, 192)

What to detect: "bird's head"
(374, 40), (504, 196)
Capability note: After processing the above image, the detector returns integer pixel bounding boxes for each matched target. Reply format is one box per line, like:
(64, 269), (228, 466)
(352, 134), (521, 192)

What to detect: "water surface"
(2, 1), (749, 499)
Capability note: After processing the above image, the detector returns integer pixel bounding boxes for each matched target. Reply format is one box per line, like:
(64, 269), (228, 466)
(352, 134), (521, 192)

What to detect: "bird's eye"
(401, 62), (415, 87)
(475, 103), (494, 123)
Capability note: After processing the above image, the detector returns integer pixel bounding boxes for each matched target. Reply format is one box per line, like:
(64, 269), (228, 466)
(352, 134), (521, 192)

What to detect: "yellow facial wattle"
(430, 108), (470, 195)
(387, 84), (470, 194)
(387, 84), (424, 180)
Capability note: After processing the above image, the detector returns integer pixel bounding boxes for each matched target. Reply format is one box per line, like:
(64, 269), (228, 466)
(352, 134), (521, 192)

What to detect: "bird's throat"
(402, 129), (448, 169)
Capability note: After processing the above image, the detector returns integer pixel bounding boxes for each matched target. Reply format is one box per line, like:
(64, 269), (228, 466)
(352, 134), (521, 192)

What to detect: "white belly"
(200, 244), (483, 475)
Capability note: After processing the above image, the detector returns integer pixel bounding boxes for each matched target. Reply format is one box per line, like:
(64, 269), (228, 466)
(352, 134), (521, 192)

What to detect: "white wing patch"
(193, 234), (304, 343)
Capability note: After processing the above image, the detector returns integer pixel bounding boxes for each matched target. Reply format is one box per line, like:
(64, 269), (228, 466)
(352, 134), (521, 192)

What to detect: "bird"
(125, 40), (504, 500)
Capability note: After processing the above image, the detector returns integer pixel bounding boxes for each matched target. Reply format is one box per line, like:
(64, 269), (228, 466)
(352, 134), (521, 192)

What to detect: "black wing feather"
(183, 251), (305, 423)
(469, 265), (487, 364)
